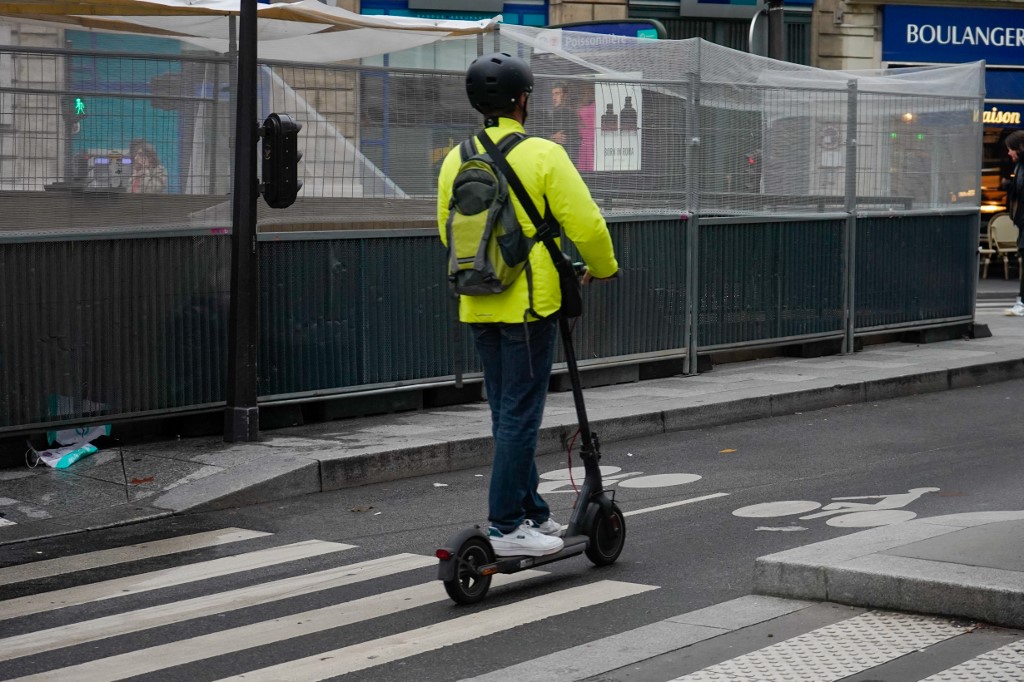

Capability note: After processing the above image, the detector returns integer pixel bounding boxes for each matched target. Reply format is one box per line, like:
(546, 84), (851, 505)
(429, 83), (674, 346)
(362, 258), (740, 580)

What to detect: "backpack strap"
(477, 131), (552, 240)
(458, 132), (525, 162)
(496, 132), (527, 156)
(458, 138), (475, 163)
(477, 131), (582, 316)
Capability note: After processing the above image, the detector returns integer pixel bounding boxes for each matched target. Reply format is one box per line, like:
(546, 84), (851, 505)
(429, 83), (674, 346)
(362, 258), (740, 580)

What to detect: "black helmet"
(465, 52), (534, 114)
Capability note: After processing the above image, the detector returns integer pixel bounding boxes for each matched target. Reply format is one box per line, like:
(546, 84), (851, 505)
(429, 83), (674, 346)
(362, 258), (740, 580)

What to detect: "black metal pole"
(224, 0), (259, 442)
(767, 0), (786, 61)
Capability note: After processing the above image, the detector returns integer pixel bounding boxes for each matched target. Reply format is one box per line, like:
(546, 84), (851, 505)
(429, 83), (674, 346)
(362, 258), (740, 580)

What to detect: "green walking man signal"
(61, 95), (87, 122)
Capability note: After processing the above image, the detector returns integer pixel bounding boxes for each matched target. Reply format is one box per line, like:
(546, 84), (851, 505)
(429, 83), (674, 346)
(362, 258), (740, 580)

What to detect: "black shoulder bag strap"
(476, 131), (583, 318)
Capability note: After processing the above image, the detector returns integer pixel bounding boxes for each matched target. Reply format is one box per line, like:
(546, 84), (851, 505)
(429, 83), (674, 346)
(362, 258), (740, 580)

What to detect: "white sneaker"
(488, 523), (564, 557)
(526, 518), (563, 536)
(1004, 301), (1024, 316)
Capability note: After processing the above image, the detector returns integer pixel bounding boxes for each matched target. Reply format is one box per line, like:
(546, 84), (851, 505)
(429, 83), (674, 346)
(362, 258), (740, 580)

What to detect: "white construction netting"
(0, 16), (984, 232)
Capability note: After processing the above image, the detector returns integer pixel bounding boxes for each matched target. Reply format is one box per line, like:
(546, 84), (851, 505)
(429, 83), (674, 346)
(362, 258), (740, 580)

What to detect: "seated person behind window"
(129, 140), (168, 193)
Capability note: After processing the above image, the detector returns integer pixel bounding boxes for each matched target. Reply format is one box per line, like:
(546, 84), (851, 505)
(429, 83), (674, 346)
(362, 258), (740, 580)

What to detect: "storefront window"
(982, 127), (1018, 217)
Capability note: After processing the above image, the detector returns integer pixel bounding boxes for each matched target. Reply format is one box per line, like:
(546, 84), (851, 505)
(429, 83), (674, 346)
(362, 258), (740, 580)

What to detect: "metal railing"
(0, 208), (978, 433)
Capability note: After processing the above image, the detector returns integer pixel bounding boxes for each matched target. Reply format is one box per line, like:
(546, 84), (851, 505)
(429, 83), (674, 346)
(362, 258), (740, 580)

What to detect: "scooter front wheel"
(585, 502), (626, 566)
(443, 536), (494, 604)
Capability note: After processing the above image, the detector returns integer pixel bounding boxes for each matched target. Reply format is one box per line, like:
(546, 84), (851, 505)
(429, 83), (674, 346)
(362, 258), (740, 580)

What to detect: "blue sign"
(986, 69), (1024, 101)
(883, 5), (1024, 66)
(556, 20), (666, 39)
(361, 0), (547, 26)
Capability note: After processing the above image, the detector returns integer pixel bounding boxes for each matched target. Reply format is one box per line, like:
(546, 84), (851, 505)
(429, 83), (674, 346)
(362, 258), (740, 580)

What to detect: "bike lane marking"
(623, 493), (730, 517)
(732, 488), (942, 529)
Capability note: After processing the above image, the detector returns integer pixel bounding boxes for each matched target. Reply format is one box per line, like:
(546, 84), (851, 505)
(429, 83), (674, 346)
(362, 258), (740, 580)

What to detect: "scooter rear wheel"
(443, 536), (494, 604)
(585, 502), (626, 566)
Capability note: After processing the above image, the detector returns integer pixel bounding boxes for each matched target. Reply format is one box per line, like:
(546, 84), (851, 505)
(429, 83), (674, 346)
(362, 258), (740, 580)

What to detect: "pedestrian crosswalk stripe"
(0, 528), (270, 586)
(0, 539), (354, 621)
(217, 580), (658, 682)
(0, 553), (436, 663)
(920, 640), (1024, 680)
(460, 595), (814, 682)
(670, 611), (965, 681)
(8, 572), (548, 682)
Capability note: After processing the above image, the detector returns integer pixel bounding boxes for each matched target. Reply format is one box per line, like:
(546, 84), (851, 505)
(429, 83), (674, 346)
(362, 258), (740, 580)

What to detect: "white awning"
(0, 0), (500, 61)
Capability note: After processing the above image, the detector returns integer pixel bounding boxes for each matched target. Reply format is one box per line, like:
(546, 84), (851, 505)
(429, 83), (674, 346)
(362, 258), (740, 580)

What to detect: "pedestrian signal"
(61, 95), (87, 121)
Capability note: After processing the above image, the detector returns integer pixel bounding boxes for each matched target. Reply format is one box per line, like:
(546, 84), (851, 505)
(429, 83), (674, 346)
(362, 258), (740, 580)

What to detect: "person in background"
(1003, 130), (1024, 317)
(548, 81), (580, 165)
(575, 83), (596, 172)
(437, 53), (618, 557)
(129, 140), (168, 194)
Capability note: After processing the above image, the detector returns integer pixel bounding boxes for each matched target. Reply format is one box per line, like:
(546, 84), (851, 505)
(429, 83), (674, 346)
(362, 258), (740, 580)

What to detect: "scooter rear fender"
(436, 526), (489, 581)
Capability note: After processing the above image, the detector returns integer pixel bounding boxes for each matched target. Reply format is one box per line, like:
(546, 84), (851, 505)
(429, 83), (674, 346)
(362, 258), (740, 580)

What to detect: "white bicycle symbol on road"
(732, 487), (940, 528)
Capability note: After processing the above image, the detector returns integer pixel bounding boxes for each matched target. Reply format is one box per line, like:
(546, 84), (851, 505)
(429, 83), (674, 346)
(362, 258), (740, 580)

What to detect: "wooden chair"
(989, 213), (1021, 280)
(979, 215), (998, 279)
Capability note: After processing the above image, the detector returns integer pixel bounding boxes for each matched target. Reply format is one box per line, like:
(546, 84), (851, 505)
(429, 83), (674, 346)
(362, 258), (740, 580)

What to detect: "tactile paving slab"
(673, 611), (966, 681)
(921, 640), (1024, 681)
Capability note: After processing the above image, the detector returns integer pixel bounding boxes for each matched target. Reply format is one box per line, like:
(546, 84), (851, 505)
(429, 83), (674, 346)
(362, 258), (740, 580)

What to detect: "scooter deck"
(488, 534), (588, 573)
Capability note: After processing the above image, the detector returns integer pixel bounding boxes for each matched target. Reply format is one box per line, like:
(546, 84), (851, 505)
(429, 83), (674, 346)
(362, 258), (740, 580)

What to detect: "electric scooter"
(436, 284), (626, 605)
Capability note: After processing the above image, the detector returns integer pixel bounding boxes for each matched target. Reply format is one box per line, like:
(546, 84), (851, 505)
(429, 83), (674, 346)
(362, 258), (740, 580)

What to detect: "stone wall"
(273, 66), (358, 142)
(0, 21), (64, 190)
(811, 0), (879, 70)
(548, 0), (628, 26)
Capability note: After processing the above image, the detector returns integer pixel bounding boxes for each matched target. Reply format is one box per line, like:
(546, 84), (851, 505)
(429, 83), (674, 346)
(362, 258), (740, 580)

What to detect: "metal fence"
(0, 40), (982, 433)
(0, 208), (978, 433)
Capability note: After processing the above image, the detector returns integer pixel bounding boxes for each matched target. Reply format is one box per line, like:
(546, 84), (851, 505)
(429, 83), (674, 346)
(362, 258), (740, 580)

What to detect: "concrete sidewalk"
(1, 282), (1022, 629)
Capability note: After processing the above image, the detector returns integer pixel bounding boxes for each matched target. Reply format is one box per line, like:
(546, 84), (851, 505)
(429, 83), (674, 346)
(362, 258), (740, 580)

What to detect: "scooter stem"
(558, 315), (593, 450)
(559, 314), (605, 538)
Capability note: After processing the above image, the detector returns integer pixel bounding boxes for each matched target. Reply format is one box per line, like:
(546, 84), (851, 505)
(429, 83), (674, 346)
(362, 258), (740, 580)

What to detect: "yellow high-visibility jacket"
(437, 118), (619, 324)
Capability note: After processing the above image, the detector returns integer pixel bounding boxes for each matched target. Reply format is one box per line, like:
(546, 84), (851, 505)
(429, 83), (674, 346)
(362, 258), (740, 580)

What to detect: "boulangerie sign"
(883, 5), (1024, 66)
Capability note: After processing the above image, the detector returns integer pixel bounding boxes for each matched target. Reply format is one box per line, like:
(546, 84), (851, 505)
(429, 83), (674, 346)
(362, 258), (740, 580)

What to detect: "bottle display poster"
(594, 80), (642, 172)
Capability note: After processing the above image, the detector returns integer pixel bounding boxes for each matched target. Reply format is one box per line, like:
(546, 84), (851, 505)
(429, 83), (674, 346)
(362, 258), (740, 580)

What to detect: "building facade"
(812, 0), (1024, 215)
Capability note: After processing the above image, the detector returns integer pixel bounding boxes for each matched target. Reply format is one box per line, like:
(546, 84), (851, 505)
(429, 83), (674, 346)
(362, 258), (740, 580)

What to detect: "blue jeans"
(472, 319), (558, 534)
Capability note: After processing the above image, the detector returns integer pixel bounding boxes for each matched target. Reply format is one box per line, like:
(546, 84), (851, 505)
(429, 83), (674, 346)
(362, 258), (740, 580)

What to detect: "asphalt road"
(2, 379), (1023, 681)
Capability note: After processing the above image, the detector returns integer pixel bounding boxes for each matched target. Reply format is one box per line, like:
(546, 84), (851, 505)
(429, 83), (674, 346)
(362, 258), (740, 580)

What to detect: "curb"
(753, 512), (1024, 630)
(219, 354), (1024, 500)
(3, 354), (1024, 548)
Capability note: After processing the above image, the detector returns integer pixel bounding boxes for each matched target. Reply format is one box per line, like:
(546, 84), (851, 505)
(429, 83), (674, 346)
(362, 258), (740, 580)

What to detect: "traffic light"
(60, 95), (87, 134)
(741, 149), (762, 193)
(60, 95), (86, 120)
(260, 113), (303, 209)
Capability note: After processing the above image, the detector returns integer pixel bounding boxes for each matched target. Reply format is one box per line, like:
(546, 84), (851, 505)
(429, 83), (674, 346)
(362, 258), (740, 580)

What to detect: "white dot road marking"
(618, 473), (702, 488)
(733, 500), (822, 518)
